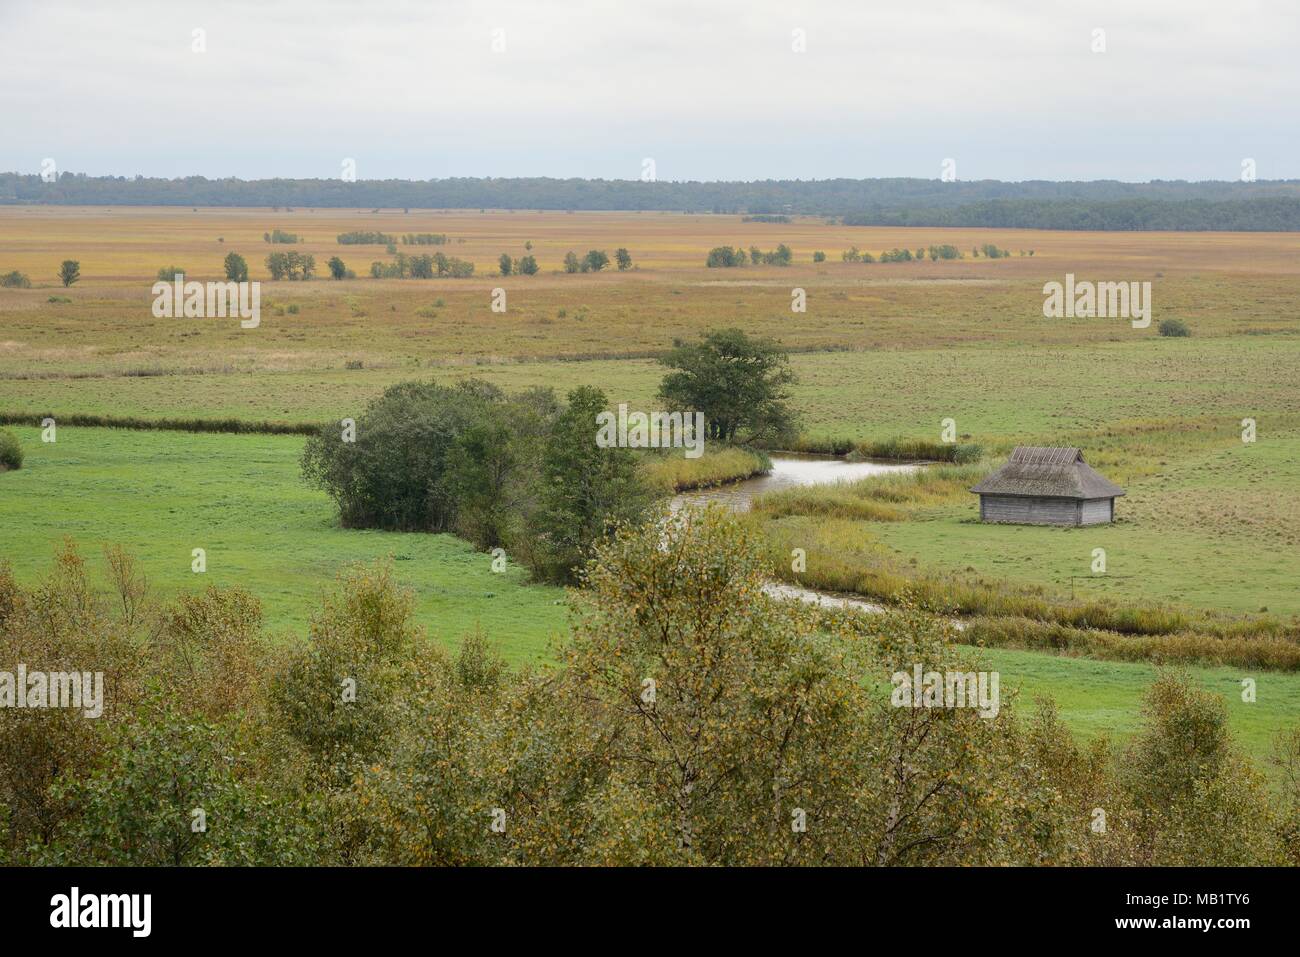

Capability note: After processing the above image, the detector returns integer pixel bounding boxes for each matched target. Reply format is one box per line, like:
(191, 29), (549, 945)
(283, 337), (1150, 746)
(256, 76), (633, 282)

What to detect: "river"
(671, 453), (922, 614)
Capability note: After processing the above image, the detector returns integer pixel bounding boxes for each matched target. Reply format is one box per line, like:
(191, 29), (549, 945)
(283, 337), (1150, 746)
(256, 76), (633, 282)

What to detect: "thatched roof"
(970, 447), (1125, 499)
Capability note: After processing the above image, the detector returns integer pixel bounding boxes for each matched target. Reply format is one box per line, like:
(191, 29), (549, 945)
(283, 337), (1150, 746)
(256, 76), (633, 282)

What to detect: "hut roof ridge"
(970, 446), (1125, 499)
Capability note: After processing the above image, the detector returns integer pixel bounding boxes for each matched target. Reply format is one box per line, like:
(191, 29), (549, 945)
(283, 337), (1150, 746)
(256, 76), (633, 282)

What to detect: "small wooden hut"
(970, 447), (1124, 526)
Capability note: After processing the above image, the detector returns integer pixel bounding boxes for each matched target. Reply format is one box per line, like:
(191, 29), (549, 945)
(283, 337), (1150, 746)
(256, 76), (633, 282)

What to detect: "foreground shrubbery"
(2, 515), (1296, 866)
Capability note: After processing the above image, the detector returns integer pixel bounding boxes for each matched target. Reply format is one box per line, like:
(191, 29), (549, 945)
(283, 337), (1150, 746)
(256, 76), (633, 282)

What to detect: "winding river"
(671, 454), (922, 614)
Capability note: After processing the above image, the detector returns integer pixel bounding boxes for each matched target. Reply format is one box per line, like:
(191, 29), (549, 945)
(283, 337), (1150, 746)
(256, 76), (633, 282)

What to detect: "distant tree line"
(263, 228), (301, 244)
(7, 172), (1300, 230)
(840, 197), (1300, 231)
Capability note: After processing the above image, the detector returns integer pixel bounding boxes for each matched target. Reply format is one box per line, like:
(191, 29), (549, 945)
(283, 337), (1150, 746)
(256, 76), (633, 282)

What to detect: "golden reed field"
(2, 205), (1299, 384)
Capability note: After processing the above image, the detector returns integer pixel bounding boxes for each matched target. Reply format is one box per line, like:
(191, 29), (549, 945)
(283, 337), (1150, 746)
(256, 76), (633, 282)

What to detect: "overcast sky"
(2, 0), (1297, 182)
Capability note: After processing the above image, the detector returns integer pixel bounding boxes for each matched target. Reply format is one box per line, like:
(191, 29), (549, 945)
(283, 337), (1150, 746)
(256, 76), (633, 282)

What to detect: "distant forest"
(4, 172), (1300, 230)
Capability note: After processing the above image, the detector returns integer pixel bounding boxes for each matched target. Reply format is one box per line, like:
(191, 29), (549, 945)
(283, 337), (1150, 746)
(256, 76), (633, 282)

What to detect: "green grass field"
(0, 426), (569, 664)
(1, 424), (1296, 771)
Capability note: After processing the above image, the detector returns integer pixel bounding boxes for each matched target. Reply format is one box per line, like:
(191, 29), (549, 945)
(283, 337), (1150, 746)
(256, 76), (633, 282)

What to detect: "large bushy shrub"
(301, 379), (659, 582)
(301, 380), (503, 532)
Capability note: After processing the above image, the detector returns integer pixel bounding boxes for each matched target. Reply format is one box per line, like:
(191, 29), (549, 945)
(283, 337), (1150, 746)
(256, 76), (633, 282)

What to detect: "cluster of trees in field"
(741, 214), (790, 223)
(8, 171), (1300, 230)
(263, 229), (301, 244)
(0, 271), (31, 288)
(301, 380), (657, 584)
(326, 257), (357, 280)
(402, 233), (449, 245)
(302, 330), (796, 581)
(833, 243), (1017, 263)
(498, 254), (539, 276)
(3, 515), (1298, 866)
(562, 249), (631, 273)
(336, 231), (396, 245)
(706, 244), (793, 267)
(367, 251), (474, 279)
(265, 251), (315, 280)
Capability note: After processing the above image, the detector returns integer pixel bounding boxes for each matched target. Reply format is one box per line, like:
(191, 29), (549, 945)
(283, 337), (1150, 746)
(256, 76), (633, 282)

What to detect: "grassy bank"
(643, 445), (771, 492)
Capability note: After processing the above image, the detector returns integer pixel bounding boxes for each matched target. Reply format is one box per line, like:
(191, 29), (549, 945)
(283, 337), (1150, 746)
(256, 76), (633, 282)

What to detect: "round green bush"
(1158, 318), (1191, 337)
(0, 429), (23, 472)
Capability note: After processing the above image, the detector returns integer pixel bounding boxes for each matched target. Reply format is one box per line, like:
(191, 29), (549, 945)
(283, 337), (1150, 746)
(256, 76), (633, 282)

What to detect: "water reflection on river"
(671, 453), (921, 513)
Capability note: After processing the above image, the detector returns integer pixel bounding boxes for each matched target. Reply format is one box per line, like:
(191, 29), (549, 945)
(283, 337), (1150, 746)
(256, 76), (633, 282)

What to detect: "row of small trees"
(562, 248), (632, 273)
(369, 252), (475, 279)
(14, 240), (1025, 289)
(706, 244), (792, 267)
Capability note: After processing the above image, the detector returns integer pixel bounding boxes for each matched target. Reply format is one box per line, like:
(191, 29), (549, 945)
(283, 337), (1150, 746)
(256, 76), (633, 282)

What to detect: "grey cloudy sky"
(2, 0), (1297, 182)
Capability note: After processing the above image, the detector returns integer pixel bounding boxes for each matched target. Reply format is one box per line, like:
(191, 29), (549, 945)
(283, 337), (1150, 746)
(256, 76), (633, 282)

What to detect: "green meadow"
(2, 424), (1297, 771)
(0, 426), (568, 664)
